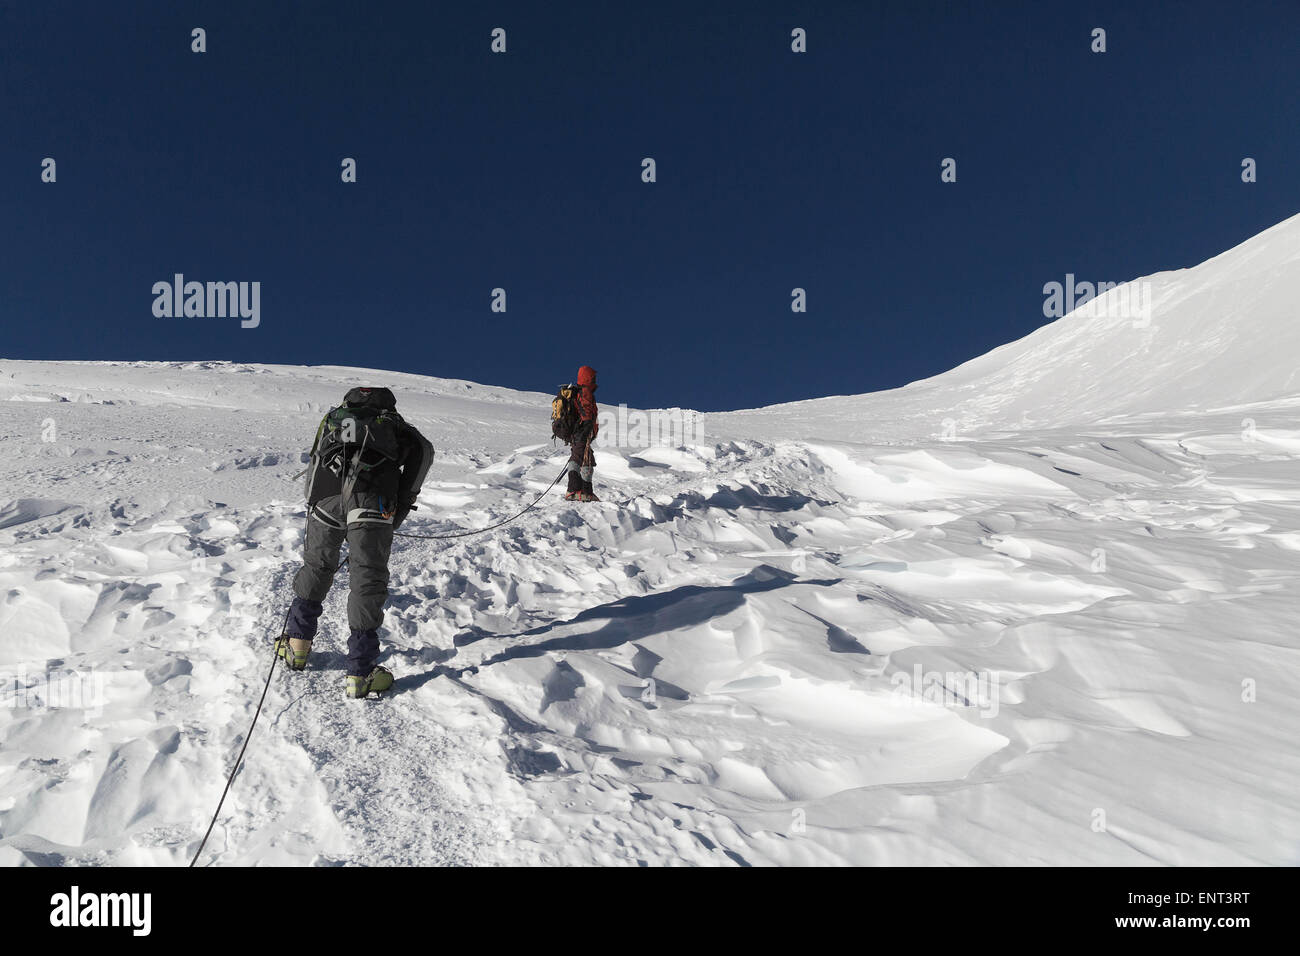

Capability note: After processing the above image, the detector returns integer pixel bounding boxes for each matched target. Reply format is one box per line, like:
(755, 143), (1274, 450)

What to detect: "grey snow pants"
(293, 492), (394, 638)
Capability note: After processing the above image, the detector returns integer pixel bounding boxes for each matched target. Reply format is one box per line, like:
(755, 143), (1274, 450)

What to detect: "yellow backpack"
(551, 384), (579, 443)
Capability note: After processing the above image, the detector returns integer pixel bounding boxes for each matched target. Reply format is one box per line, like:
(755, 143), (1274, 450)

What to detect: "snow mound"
(0, 498), (79, 530)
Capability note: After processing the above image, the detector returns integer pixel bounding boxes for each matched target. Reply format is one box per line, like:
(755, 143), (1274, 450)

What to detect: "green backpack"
(304, 387), (405, 501)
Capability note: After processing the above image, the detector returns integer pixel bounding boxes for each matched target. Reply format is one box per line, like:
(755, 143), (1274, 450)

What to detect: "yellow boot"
(346, 665), (394, 699)
(276, 636), (312, 671)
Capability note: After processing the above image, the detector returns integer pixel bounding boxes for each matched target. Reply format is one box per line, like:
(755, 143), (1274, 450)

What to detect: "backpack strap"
(308, 410), (332, 459)
(339, 422), (371, 508)
(296, 409), (334, 495)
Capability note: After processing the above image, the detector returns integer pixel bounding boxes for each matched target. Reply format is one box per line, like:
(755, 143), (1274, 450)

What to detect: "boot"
(565, 473), (583, 500)
(276, 635), (312, 671)
(346, 665), (394, 699)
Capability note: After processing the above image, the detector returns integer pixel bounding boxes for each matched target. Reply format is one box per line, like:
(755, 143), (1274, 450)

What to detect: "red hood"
(577, 366), (597, 388)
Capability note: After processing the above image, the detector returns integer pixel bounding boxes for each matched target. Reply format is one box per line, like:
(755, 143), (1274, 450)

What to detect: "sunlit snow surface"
(2, 215), (1300, 865)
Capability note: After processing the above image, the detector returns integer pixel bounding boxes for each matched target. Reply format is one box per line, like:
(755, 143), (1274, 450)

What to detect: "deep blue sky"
(2, 1), (1297, 411)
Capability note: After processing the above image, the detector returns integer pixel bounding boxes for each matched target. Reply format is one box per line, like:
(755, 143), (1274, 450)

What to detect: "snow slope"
(1, 214), (1299, 866)
(722, 211), (1300, 442)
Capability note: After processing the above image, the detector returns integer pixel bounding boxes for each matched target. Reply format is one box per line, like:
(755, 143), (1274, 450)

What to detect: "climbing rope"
(190, 604), (292, 867)
(190, 462), (568, 865)
(392, 462), (569, 540)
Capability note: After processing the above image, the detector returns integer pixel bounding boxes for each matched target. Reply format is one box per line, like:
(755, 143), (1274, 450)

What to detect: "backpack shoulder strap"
(308, 408), (334, 458)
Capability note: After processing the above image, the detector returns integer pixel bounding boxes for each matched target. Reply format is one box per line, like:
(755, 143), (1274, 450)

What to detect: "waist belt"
(347, 507), (393, 526)
(311, 503), (394, 528)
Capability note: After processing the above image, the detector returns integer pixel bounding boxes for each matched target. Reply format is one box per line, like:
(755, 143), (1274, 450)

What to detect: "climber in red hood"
(566, 366), (600, 501)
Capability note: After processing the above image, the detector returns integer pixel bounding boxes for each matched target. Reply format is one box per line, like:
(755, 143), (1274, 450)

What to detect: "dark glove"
(393, 501), (416, 531)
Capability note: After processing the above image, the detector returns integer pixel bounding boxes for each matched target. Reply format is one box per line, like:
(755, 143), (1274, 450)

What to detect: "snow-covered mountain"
(1, 214), (1298, 866)
(723, 211), (1300, 442)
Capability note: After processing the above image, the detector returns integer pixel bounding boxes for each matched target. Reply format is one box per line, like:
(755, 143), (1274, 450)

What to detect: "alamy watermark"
(1043, 274), (1152, 327)
(890, 664), (1000, 718)
(50, 886), (151, 936)
(595, 404), (705, 450)
(152, 274), (260, 328)
(2, 666), (106, 717)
